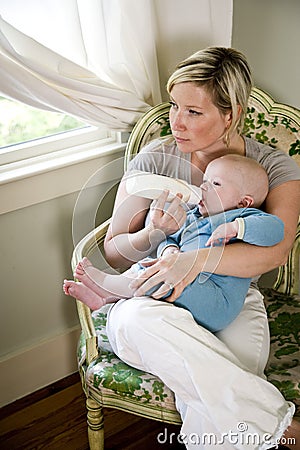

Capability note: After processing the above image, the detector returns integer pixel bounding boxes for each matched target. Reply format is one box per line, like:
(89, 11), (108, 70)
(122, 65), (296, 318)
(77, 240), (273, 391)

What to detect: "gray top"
(128, 135), (300, 190)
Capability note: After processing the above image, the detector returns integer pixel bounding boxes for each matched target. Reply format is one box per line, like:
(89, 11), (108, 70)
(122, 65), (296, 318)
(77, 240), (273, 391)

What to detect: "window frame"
(0, 125), (111, 165)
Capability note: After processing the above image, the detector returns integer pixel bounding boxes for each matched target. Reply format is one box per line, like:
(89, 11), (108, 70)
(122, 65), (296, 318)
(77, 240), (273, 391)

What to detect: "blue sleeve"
(237, 209), (284, 246)
(157, 235), (180, 257)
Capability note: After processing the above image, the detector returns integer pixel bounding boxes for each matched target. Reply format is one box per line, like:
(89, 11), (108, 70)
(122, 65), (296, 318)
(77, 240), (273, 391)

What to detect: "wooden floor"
(0, 373), (184, 449)
(1, 373), (295, 449)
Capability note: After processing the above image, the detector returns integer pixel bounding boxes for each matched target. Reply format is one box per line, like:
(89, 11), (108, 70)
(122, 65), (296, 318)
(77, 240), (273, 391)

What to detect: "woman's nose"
(170, 111), (186, 131)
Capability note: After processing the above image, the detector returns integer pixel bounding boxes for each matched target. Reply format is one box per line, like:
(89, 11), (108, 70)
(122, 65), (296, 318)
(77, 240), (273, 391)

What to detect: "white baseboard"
(0, 326), (81, 407)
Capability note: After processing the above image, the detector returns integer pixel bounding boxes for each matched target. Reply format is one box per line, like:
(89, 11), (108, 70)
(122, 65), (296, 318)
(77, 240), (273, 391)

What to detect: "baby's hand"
(206, 221), (239, 247)
(160, 245), (180, 258)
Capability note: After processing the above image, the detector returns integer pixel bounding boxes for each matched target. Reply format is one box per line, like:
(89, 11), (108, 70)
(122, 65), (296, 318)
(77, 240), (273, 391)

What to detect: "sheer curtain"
(0, 0), (233, 131)
(0, 0), (161, 130)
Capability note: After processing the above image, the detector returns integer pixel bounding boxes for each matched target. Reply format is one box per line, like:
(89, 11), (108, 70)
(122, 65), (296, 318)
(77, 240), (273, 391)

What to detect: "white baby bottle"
(126, 170), (202, 205)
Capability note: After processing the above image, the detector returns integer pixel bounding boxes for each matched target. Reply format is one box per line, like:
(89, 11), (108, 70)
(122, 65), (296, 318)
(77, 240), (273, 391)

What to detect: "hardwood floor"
(0, 373), (184, 449)
(1, 374), (295, 449)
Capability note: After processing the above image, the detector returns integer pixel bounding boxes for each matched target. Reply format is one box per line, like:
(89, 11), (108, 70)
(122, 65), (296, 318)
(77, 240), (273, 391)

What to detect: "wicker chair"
(72, 87), (300, 449)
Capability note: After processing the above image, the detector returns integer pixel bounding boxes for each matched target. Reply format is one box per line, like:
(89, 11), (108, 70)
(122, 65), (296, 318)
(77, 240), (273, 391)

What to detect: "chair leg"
(86, 397), (104, 450)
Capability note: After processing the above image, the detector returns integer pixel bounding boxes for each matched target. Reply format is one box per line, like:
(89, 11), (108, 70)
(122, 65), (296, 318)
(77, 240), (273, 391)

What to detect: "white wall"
(0, 150), (123, 406)
(153, 0), (233, 100)
(232, 0), (300, 109)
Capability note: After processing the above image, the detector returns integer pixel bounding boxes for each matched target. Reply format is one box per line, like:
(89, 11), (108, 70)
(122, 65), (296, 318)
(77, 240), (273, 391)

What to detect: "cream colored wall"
(232, 0), (300, 109)
(1, 0), (299, 406)
(0, 154), (122, 406)
(153, 0), (233, 101)
(0, 186), (116, 357)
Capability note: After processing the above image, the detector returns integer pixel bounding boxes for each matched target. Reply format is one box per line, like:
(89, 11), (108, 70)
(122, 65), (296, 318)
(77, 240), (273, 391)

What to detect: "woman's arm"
(131, 180), (300, 300)
(104, 177), (186, 270)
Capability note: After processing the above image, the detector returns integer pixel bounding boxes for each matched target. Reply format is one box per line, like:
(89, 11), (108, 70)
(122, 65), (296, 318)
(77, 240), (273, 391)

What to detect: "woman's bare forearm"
(196, 241), (285, 279)
(104, 184), (187, 270)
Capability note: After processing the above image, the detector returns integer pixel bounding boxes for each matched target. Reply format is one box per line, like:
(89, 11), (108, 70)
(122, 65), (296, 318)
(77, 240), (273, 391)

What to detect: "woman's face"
(169, 82), (231, 154)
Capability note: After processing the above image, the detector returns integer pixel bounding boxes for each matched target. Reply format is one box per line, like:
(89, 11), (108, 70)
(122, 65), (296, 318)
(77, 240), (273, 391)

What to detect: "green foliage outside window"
(0, 96), (85, 148)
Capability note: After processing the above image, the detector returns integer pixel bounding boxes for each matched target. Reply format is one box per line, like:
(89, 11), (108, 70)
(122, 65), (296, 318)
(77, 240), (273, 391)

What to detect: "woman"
(103, 47), (300, 448)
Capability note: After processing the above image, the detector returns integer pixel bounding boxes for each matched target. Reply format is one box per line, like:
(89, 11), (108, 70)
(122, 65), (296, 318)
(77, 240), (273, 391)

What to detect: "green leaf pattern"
(242, 105), (300, 156)
(262, 288), (300, 417)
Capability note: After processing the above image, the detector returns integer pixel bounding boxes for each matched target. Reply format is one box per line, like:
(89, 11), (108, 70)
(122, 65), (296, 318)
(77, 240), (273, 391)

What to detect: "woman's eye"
(189, 109), (201, 116)
(212, 181), (221, 186)
(169, 101), (177, 109)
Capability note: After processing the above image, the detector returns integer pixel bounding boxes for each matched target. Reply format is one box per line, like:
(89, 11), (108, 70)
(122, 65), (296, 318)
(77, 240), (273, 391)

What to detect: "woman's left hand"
(129, 250), (201, 302)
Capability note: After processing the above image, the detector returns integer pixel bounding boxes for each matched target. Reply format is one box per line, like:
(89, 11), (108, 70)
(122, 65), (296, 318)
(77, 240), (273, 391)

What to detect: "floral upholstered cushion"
(77, 305), (181, 422)
(261, 288), (300, 418)
(78, 290), (300, 419)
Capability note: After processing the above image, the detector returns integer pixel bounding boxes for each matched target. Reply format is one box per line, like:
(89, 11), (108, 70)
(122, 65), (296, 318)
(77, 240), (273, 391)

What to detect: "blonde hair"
(167, 47), (253, 143)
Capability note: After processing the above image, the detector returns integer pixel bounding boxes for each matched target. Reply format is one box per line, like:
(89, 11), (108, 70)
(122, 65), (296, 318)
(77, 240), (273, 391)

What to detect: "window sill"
(0, 135), (127, 214)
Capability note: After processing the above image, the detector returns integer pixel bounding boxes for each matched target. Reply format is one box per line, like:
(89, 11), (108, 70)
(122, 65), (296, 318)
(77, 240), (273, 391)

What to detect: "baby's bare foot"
(74, 257), (115, 299)
(63, 279), (105, 310)
(75, 257), (93, 277)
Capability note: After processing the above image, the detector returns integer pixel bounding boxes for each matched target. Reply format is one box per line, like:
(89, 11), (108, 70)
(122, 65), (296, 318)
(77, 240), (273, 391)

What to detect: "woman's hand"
(149, 190), (187, 236)
(130, 250), (201, 302)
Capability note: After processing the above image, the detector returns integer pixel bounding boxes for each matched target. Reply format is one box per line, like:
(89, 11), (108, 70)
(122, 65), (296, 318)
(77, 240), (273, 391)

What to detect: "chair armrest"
(72, 219), (111, 365)
(274, 221), (300, 295)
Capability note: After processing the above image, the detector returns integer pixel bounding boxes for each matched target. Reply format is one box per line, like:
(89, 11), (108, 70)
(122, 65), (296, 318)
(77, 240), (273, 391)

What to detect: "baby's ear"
(238, 195), (254, 208)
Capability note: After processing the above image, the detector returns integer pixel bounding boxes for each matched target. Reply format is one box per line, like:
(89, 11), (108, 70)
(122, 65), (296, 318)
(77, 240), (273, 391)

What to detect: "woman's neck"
(190, 135), (245, 184)
(192, 135), (245, 169)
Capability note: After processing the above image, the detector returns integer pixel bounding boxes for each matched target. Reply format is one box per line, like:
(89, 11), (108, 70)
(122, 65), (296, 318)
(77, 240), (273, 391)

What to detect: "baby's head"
(199, 154), (269, 217)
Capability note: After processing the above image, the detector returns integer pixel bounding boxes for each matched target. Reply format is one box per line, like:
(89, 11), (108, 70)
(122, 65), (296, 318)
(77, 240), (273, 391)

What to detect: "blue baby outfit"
(137, 207), (284, 332)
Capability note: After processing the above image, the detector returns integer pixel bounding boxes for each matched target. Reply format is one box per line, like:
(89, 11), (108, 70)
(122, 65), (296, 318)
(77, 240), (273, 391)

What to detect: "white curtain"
(0, 0), (233, 131)
(0, 0), (162, 130)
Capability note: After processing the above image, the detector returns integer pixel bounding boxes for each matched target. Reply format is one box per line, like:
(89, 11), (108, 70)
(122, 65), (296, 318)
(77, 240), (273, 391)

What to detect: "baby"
(63, 154), (284, 332)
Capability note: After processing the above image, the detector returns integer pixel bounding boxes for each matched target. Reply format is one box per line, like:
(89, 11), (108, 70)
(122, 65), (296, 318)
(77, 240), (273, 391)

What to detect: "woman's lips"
(174, 136), (189, 144)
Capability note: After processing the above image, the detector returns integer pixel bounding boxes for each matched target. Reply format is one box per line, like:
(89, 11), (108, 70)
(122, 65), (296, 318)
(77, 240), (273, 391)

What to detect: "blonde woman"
(102, 48), (300, 448)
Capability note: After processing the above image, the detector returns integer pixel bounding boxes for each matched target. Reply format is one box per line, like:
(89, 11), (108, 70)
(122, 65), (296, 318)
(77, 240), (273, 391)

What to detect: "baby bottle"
(126, 170), (202, 205)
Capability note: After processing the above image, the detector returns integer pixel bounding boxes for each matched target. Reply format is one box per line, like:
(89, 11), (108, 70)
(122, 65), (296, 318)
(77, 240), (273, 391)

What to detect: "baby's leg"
(75, 257), (137, 299)
(63, 280), (113, 310)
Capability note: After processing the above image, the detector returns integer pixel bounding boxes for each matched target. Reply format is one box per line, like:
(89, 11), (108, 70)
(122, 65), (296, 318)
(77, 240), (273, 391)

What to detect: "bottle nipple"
(187, 185), (202, 205)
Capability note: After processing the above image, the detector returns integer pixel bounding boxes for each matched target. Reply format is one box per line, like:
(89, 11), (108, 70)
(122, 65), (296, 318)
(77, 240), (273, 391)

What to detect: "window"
(0, 96), (86, 148)
(0, 96), (112, 167)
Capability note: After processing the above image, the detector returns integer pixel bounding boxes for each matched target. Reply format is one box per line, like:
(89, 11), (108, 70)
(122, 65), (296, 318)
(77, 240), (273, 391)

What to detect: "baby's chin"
(198, 204), (208, 217)
(198, 203), (223, 217)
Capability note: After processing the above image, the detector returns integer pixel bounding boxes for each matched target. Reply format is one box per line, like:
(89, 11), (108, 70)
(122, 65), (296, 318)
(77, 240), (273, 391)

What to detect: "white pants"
(106, 287), (294, 449)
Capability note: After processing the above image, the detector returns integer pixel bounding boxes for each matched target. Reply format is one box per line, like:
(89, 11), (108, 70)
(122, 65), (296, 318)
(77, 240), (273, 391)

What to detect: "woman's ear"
(238, 195), (254, 208)
(225, 110), (232, 127)
(225, 105), (242, 126)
